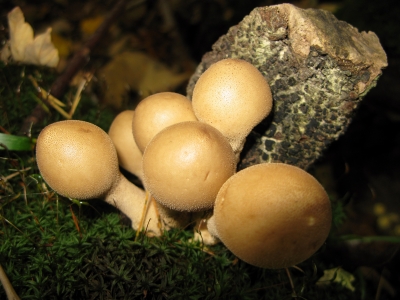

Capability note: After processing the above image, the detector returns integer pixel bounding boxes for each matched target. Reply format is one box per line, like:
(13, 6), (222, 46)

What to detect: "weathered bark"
(186, 4), (387, 170)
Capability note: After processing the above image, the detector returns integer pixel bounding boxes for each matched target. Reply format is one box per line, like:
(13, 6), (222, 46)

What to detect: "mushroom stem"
(205, 214), (219, 240)
(229, 138), (246, 163)
(155, 199), (192, 230)
(105, 175), (202, 236)
(193, 214), (220, 246)
(104, 174), (161, 236)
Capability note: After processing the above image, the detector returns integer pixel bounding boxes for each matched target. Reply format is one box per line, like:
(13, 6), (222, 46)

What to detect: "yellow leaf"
(24, 28), (59, 67)
(8, 6), (34, 61)
(317, 267), (356, 292)
(2, 6), (59, 67)
(51, 32), (72, 58)
(80, 15), (105, 36)
(99, 51), (192, 109)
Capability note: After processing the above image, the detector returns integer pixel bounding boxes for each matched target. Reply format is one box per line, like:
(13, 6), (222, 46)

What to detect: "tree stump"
(186, 3), (387, 170)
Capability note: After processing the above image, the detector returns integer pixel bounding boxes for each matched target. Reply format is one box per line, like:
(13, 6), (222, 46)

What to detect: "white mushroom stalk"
(35, 120), (161, 236)
(208, 163), (332, 269)
(192, 58), (273, 159)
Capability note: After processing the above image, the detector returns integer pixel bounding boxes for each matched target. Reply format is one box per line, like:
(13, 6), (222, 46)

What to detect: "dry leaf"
(8, 6), (34, 62)
(80, 15), (105, 36)
(99, 51), (191, 109)
(317, 267), (356, 292)
(0, 7), (59, 67)
(50, 32), (72, 58)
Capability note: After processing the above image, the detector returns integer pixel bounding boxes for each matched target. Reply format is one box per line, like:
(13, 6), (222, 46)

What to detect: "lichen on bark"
(186, 4), (387, 170)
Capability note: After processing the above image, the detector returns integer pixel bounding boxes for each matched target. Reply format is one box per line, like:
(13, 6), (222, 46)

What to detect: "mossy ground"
(2, 0), (400, 298)
(0, 63), (380, 299)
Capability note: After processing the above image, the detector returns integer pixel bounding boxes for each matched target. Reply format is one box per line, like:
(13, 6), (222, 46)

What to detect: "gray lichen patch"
(187, 4), (387, 170)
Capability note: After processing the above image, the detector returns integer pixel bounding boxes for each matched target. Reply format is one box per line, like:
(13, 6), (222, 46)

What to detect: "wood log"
(186, 3), (387, 170)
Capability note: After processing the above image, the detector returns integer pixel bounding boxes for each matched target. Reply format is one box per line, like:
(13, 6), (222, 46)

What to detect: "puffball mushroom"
(210, 163), (332, 269)
(108, 110), (144, 181)
(192, 58), (273, 157)
(143, 121), (236, 212)
(36, 120), (161, 236)
(132, 92), (197, 153)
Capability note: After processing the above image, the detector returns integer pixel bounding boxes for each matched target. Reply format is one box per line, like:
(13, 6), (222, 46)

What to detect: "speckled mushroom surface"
(36, 120), (119, 200)
(142, 121), (236, 212)
(192, 58), (272, 155)
(132, 92), (197, 153)
(213, 163), (332, 269)
(186, 3), (387, 170)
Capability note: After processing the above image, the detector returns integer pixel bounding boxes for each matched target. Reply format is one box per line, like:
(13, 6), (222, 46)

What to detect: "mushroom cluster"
(35, 58), (332, 269)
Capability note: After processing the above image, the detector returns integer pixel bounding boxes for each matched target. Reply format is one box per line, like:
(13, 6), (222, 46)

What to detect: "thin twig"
(28, 75), (71, 119)
(285, 267), (298, 299)
(50, 0), (128, 98)
(0, 264), (20, 300)
(69, 74), (92, 117)
(19, 0), (129, 134)
(2, 167), (31, 182)
(135, 191), (150, 241)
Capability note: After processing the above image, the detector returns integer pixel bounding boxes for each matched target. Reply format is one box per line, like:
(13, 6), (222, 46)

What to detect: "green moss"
(0, 62), (115, 135)
(0, 196), (360, 299)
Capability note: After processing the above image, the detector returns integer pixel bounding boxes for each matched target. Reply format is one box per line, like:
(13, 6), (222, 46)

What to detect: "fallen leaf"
(80, 15), (105, 36)
(50, 32), (72, 58)
(8, 6), (34, 62)
(317, 267), (356, 292)
(0, 7), (59, 67)
(99, 51), (192, 109)
(24, 28), (59, 67)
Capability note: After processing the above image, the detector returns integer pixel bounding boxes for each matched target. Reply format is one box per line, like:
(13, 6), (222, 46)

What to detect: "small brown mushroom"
(108, 110), (144, 181)
(210, 163), (332, 269)
(132, 92), (197, 153)
(191, 58), (273, 158)
(36, 120), (161, 235)
(142, 121), (236, 212)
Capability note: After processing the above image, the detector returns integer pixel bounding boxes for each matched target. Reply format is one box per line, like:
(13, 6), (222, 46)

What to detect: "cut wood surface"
(186, 3), (387, 170)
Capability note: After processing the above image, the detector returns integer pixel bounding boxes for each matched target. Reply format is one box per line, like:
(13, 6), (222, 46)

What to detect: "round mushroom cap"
(132, 92), (197, 152)
(36, 120), (119, 200)
(143, 121), (236, 211)
(191, 58), (272, 149)
(108, 110), (143, 180)
(213, 163), (332, 269)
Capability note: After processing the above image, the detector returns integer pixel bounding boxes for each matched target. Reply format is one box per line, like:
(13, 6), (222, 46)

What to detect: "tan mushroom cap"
(213, 163), (332, 269)
(143, 121), (236, 212)
(108, 110), (143, 180)
(36, 120), (119, 200)
(132, 92), (197, 153)
(192, 58), (273, 153)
